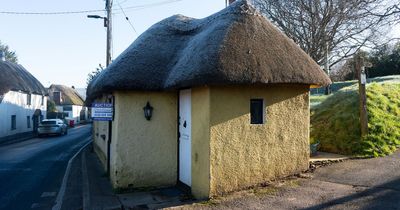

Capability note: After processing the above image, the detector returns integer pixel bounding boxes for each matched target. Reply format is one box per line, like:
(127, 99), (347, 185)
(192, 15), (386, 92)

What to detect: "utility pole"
(324, 41), (331, 95)
(87, 0), (113, 67)
(106, 0), (113, 67)
(354, 53), (368, 137)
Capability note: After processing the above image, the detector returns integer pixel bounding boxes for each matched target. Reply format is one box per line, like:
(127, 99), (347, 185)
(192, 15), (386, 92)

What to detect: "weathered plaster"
(191, 87), (211, 199)
(92, 95), (110, 169)
(208, 85), (310, 196)
(110, 91), (178, 189)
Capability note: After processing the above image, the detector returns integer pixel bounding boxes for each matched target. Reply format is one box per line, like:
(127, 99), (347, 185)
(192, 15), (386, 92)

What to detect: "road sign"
(91, 103), (113, 121)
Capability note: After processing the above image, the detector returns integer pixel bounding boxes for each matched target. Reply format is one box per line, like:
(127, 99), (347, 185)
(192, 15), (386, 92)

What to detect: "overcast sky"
(0, 0), (399, 89)
(0, 0), (225, 88)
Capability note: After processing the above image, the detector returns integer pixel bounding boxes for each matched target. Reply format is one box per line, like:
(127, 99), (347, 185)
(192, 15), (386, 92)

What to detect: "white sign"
(360, 73), (367, 85)
(92, 103), (113, 121)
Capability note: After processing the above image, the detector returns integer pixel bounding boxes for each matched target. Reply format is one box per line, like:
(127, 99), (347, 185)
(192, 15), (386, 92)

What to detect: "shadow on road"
(302, 178), (400, 210)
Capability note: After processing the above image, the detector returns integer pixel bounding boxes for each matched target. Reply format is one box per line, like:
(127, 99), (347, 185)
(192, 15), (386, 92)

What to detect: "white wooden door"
(179, 89), (191, 186)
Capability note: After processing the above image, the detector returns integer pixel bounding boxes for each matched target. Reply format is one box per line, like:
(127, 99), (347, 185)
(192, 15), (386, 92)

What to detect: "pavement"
(59, 148), (400, 210)
(60, 145), (194, 210)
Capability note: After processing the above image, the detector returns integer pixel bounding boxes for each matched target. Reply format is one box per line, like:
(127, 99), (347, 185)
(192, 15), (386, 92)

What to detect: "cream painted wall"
(0, 91), (47, 138)
(191, 87), (211, 199)
(208, 85), (310, 196)
(110, 91), (178, 189)
(92, 96), (110, 169)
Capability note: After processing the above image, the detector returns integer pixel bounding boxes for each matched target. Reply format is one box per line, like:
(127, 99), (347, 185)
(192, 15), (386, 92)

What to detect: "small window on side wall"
(250, 99), (264, 124)
(11, 115), (16, 130)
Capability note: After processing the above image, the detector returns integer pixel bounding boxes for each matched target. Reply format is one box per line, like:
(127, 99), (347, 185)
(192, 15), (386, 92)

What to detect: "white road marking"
(41, 192), (57, 197)
(52, 138), (92, 210)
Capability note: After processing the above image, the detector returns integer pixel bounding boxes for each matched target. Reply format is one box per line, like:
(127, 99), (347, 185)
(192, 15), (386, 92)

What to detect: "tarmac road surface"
(0, 124), (91, 210)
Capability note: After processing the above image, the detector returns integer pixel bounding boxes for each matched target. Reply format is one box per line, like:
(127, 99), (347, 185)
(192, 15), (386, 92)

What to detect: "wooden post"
(354, 54), (368, 137)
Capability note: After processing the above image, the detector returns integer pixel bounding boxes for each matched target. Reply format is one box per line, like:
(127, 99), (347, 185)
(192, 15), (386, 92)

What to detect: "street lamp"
(87, 15), (108, 27)
(87, 0), (113, 67)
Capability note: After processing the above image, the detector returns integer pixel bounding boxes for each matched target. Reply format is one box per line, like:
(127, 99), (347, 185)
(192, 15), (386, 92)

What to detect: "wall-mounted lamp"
(143, 101), (153, 121)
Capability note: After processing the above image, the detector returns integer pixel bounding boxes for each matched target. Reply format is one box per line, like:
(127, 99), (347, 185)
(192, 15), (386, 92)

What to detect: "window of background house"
(53, 92), (61, 104)
(41, 96), (44, 106)
(250, 99), (265, 124)
(27, 116), (31, 128)
(11, 115), (16, 130)
(27, 94), (31, 105)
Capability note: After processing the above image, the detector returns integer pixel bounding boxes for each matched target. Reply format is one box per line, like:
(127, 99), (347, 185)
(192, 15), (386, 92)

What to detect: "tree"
(87, 64), (104, 86)
(253, 0), (398, 69)
(47, 99), (57, 113)
(368, 42), (400, 77)
(0, 41), (18, 63)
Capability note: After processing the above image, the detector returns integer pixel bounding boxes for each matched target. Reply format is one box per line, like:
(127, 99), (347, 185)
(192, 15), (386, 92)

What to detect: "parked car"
(38, 119), (68, 137)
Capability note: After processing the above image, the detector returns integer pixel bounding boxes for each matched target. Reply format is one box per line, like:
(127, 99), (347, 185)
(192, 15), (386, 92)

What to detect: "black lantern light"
(143, 101), (153, 121)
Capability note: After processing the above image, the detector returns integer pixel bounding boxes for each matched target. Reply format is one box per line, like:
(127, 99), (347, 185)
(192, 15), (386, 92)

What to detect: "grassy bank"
(311, 82), (400, 157)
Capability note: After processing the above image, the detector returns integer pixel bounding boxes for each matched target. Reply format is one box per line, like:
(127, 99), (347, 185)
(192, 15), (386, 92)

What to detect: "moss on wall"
(208, 85), (310, 196)
(191, 87), (211, 199)
(110, 91), (178, 189)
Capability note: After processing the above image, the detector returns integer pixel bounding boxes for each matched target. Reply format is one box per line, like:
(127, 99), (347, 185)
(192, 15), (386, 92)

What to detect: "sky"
(0, 0), (399, 89)
(0, 0), (226, 88)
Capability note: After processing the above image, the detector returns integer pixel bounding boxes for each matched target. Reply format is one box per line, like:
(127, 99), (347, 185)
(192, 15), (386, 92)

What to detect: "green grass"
(311, 82), (400, 157)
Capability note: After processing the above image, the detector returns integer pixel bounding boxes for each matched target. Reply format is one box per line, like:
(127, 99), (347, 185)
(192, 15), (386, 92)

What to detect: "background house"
(48, 84), (88, 124)
(87, 0), (330, 199)
(0, 54), (47, 141)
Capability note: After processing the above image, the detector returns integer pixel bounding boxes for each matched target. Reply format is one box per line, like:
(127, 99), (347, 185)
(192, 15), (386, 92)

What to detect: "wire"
(116, 0), (138, 34)
(0, 0), (184, 15)
(0, 9), (105, 15)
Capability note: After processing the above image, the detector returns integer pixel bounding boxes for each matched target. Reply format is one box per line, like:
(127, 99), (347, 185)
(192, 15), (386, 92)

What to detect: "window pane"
(27, 116), (31, 128)
(11, 115), (16, 130)
(250, 99), (264, 124)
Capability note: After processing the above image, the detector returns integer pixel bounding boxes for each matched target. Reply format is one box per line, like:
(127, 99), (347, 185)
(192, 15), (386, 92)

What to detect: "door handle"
(183, 121), (187, 128)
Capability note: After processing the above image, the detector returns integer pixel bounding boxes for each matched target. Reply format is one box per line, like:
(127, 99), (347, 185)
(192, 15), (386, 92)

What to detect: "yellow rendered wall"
(191, 87), (211, 199)
(92, 96), (111, 169)
(209, 85), (310, 196)
(110, 91), (178, 189)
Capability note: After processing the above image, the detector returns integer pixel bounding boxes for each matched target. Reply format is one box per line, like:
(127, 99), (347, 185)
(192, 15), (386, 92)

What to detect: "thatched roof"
(0, 60), (47, 99)
(48, 84), (85, 106)
(87, 0), (331, 102)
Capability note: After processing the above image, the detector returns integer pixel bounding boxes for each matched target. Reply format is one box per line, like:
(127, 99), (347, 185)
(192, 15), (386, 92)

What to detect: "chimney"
(0, 51), (5, 61)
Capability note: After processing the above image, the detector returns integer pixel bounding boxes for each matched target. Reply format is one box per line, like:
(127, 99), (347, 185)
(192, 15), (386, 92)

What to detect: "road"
(178, 150), (400, 209)
(0, 124), (92, 210)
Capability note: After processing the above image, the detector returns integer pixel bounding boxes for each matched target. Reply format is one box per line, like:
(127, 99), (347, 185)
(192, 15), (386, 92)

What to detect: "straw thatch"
(0, 60), (47, 99)
(48, 84), (85, 106)
(87, 0), (331, 103)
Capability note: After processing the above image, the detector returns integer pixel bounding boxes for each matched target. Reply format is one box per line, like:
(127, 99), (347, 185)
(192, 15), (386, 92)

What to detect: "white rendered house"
(0, 57), (47, 140)
(48, 84), (87, 124)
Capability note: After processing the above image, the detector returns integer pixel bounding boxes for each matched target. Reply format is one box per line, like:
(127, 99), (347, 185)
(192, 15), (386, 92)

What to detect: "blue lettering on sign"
(91, 103), (113, 121)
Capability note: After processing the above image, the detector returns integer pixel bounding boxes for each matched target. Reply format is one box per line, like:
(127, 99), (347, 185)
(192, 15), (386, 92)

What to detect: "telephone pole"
(354, 53), (368, 137)
(88, 0), (112, 67)
(106, 0), (113, 67)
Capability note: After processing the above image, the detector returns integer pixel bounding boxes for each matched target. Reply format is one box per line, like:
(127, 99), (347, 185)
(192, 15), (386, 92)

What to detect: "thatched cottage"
(0, 56), (47, 141)
(48, 84), (88, 124)
(87, 0), (331, 199)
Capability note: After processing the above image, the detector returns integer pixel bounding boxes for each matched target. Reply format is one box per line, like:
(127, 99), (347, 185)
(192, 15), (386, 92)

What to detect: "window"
(63, 105), (72, 111)
(41, 96), (44, 106)
(27, 116), (31, 128)
(250, 99), (264, 124)
(27, 94), (31, 105)
(53, 92), (61, 104)
(11, 115), (16, 130)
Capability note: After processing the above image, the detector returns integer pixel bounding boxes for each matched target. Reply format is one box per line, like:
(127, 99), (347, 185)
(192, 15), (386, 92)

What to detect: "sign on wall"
(91, 103), (113, 121)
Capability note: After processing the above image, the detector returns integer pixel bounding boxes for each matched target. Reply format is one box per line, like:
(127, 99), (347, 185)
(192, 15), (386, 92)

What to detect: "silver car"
(38, 119), (68, 136)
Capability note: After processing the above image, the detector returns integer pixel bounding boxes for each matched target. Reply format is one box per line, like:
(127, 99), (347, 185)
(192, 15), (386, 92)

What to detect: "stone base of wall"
(0, 131), (36, 146)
